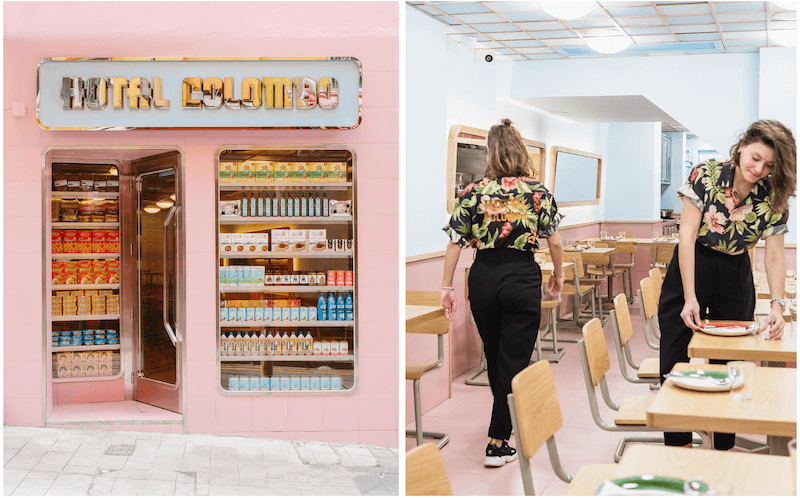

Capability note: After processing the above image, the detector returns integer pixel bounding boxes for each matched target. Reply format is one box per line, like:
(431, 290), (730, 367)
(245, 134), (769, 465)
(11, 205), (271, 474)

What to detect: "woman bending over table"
(658, 119), (796, 450)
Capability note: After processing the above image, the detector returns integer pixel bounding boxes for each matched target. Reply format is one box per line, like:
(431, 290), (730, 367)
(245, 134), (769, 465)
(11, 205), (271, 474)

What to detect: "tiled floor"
(4, 425), (399, 496)
(48, 401), (183, 425)
(406, 300), (765, 495)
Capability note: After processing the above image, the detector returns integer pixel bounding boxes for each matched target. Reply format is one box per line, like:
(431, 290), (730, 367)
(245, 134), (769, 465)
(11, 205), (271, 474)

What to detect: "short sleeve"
(761, 209), (789, 239)
(442, 184), (479, 247)
(538, 189), (563, 239)
(677, 164), (706, 212)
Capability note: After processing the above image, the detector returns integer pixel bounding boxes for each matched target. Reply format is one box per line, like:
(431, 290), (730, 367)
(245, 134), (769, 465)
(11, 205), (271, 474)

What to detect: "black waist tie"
(475, 248), (534, 263)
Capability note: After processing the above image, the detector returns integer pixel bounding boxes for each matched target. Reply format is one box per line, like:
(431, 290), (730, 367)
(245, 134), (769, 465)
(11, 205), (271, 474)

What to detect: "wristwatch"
(770, 298), (787, 311)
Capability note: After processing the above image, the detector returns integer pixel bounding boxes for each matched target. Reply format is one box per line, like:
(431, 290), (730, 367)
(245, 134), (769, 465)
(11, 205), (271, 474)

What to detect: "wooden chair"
(648, 268), (664, 303)
(637, 277), (661, 349)
(406, 291), (450, 449)
(650, 242), (675, 276)
(586, 242), (628, 305)
(508, 360), (619, 495)
(534, 269), (566, 362)
(406, 443), (452, 496)
(577, 319), (708, 462)
(548, 250), (597, 335)
(614, 241), (637, 303)
(609, 294), (660, 384)
(582, 248), (617, 319)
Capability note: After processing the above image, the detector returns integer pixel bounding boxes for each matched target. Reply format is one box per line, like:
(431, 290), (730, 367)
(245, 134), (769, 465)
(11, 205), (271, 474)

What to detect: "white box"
(255, 233), (270, 252)
(289, 230), (307, 252)
(219, 233), (232, 253)
(308, 229), (327, 252)
(271, 229), (289, 252)
(243, 233), (257, 253)
(231, 233), (245, 252)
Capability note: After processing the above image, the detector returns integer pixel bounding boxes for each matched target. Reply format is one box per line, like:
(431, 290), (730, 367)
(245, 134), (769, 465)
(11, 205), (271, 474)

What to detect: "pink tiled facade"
(4, 3), (398, 447)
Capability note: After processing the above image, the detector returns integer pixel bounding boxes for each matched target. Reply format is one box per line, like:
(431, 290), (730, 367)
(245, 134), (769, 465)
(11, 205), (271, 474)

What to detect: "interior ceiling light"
(769, 30), (797, 46)
(169, 193), (177, 201)
(586, 31), (632, 54)
(540, 1), (596, 20)
(108, 166), (118, 175)
(772, 12), (797, 20)
(772, 1), (796, 10)
(156, 199), (175, 209)
(143, 205), (161, 214)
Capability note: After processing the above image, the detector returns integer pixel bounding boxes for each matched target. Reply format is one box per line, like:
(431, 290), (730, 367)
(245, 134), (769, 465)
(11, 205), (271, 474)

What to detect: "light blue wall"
(661, 132), (685, 212)
(605, 122), (661, 221)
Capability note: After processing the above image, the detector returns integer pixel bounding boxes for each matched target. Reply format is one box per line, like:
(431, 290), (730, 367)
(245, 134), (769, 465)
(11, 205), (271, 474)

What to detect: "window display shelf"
(52, 314), (120, 322)
(51, 191), (120, 199)
(52, 222), (120, 229)
(220, 251), (352, 259)
(52, 345), (121, 352)
(220, 320), (353, 328)
(220, 285), (353, 293)
(219, 216), (352, 225)
(220, 182), (352, 191)
(52, 253), (119, 260)
(53, 284), (120, 291)
(52, 375), (120, 383)
(220, 355), (354, 362)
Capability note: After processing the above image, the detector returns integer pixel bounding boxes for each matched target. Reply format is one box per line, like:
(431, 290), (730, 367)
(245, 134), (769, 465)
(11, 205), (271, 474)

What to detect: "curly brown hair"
(730, 119), (796, 212)
(485, 119), (534, 179)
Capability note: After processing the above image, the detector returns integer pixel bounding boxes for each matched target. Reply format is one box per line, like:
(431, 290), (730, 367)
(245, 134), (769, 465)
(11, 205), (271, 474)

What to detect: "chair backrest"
(566, 250), (585, 278)
(581, 318), (610, 387)
(616, 241), (636, 255)
(651, 242), (675, 267)
(581, 250), (610, 268)
(406, 290), (441, 306)
(639, 277), (658, 320)
(648, 268), (663, 301)
(406, 443), (453, 496)
(594, 241), (611, 248)
(612, 293), (634, 347)
(510, 360), (563, 460)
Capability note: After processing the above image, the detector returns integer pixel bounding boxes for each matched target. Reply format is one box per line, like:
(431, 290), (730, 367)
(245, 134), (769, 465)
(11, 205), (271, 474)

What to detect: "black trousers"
(658, 242), (755, 450)
(468, 248), (542, 441)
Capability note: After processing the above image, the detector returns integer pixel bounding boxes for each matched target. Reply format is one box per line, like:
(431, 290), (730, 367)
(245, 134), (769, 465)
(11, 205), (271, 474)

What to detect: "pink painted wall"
(4, 2), (398, 448)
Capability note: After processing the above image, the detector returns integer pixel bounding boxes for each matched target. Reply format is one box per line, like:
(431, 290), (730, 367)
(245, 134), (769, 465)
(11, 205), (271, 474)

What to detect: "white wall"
(605, 123), (661, 221)
(661, 131), (686, 212)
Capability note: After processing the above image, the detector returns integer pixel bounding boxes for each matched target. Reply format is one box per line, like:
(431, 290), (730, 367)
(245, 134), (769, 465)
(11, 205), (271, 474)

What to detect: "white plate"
(698, 323), (757, 337)
(668, 370), (743, 392)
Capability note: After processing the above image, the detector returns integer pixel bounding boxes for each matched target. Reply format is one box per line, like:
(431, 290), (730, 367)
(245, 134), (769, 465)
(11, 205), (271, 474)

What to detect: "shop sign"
(37, 58), (362, 130)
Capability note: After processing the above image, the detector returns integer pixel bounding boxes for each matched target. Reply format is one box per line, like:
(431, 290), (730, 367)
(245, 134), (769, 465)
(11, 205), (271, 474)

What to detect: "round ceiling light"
(769, 30), (797, 46)
(143, 205), (161, 214)
(540, 1), (597, 20)
(586, 34), (632, 54)
(156, 199), (175, 209)
(772, 1), (796, 10)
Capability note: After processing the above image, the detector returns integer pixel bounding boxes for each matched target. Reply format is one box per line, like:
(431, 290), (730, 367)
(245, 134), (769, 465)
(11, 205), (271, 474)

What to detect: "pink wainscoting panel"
(185, 396), (217, 434)
(251, 397), (289, 433)
(215, 397), (252, 433)
(3, 399), (43, 427)
(88, 380), (125, 403)
(321, 397), (361, 432)
(55, 381), (92, 405)
(287, 397), (324, 432)
(358, 394), (396, 431)
(360, 430), (398, 448)
(4, 146), (46, 183)
(185, 360), (218, 398)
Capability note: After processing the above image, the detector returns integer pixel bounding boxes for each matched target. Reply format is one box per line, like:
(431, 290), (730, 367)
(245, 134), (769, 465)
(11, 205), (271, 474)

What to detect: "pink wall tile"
(56, 381), (91, 405)
(352, 144), (398, 179)
(358, 316), (398, 360)
(359, 394), (396, 431)
(361, 71), (398, 109)
(186, 396), (217, 434)
(322, 431), (361, 445)
(287, 397), (324, 432)
(356, 359), (397, 395)
(251, 397), (289, 432)
(357, 181), (398, 216)
(4, 146), (46, 183)
(88, 381), (125, 403)
(185, 253), (217, 291)
(215, 397), (252, 433)
(4, 251), (45, 291)
(357, 250), (396, 288)
(357, 216), (399, 254)
(4, 400), (43, 427)
(3, 182), (41, 219)
(186, 360), (218, 398)
(4, 361), (42, 399)
(185, 285), (217, 327)
(185, 217), (216, 254)
(4, 326), (42, 363)
(185, 323), (218, 364)
(3, 217), (42, 254)
(360, 430), (398, 448)
(321, 397), (361, 431)
(4, 110), (43, 146)
(357, 287), (398, 325)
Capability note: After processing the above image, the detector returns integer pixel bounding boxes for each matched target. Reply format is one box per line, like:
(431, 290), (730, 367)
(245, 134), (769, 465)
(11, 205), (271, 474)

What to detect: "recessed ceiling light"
(540, 1), (597, 20)
(586, 31), (632, 54)
(772, 1), (796, 11)
(156, 199), (175, 209)
(143, 205), (161, 214)
(769, 30), (797, 46)
(772, 11), (797, 21)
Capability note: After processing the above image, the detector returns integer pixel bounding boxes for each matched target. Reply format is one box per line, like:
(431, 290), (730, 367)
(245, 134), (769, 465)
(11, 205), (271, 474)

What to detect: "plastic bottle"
(250, 192), (257, 217)
(345, 293), (353, 321)
(258, 330), (266, 355)
(315, 192), (321, 217)
(280, 192), (286, 217)
(271, 192), (277, 217)
(317, 294), (327, 321)
(266, 330), (274, 355)
(287, 192), (294, 217)
(281, 330), (290, 355)
(328, 293), (337, 321)
(242, 332), (251, 355)
(220, 333), (228, 356)
(300, 192), (308, 217)
(336, 293), (345, 321)
(241, 192), (248, 217)
(304, 330), (313, 356)
(234, 332), (243, 356)
(257, 192), (264, 217)
(293, 192), (300, 217)
(322, 193), (329, 217)
(288, 330), (298, 355)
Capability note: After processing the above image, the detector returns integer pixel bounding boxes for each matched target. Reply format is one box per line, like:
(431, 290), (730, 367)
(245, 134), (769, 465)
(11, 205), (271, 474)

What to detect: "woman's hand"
(441, 289), (456, 321)
(680, 296), (702, 331)
(767, 304), (786, 340)
(547, 274), (564, 299)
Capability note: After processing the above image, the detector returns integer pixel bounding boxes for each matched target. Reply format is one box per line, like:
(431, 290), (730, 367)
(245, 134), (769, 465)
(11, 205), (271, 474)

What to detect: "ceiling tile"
(516, 21), (568, 30)
(473, 23), (522, 32)
(446, 25), (478, 33)
(599, 1), (653, 7)
(723, 30), (767, 40)
(491, 32), (535, 40)
(771, 21), (797, 29)
(417, 4), (443, 15)
(495, 48), (518, 54)
(475, 42), (505, 49)
(578, 28), (626, 37)
(671, 24), (720, 33)
(657, 3), (711, 15)
(605, 6), (660, 17)
(454, 33), (492, 42)
(726, 46), (760, 52)
(721, 22), (767, 31)
(525, 54), (566, 59)
(622, 27), (672, 35)
(616, 17), (666, 26)
(433, 2), (492, 14)
(504, 11), (556, 22)
(438, 15), (461, 25)
(566, 19), (616, 29)
(666, 15), (716, 25)
(632, 35), (679, 44)
(544, 38), (589, 46)
(534, 30), (579, 39)
(516, 47), (559, 53)
(503, 40), (545, 47)
(504, 55), (529, 60)
(486, 2), (545, 13)
(725, 39), (768, 46)
(711, 2), (765, 13)
(452, 13), (508, 23)
(676, 33), (722, 41)
(716, 13), (767, 23)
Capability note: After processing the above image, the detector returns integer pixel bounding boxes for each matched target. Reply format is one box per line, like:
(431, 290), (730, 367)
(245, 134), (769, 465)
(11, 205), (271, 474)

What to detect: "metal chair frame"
(407, 329), (450, 449)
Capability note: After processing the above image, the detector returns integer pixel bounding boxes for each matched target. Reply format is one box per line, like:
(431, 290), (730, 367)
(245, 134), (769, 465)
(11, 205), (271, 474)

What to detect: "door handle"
(162, 205), (178, 347)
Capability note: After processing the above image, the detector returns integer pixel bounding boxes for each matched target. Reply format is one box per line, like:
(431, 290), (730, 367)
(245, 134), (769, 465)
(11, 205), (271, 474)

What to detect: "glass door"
(135, 166), (181, 413)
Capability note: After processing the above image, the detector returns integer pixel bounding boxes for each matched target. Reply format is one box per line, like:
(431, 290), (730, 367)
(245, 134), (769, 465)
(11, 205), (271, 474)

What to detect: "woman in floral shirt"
(659, 119), (796, 450)
(440, 119), (564, 467)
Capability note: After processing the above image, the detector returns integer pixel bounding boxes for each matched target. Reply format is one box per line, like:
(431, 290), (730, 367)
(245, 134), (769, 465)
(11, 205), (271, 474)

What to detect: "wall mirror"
(446, 125), (545, 213)
(547, 146), (602, 207)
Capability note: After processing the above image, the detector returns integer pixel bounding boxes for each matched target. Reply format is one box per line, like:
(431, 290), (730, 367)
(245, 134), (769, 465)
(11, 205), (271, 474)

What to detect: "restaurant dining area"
(405, 1), (797, 495)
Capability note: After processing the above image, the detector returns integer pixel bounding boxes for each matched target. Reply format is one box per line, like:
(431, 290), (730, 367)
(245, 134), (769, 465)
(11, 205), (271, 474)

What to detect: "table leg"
(768, 435), (791, 456)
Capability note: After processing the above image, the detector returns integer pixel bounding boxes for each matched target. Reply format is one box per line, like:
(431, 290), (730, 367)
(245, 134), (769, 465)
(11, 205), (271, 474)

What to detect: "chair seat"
(407, 361), (440, 380)
(562, 284), (594, 296)
(586, 267), (624, 278)
(541, 299), (561, 309)
(565, 464), (619, 496)
(614, 396), (653, 425)
(636, 357), (660, 378)
(614, 263), (635, 270)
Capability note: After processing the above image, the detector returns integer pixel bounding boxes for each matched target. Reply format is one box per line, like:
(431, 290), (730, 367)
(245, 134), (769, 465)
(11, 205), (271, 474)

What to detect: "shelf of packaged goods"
(219, 216), (352, 225)
(220, 182), (352, 191)
(220, 251), (352, 259)
(52, 284), (120, 291)
(52, 222), (120, 229)
(52, 253), (120, 260)
(220, 285), (353, 293)
(52, 376), (120, 383)
(51, 344), (121, 352)
(52, 314), (121, 322)
(51, 191), (120, 199)
(220, 355), (354, 362)
(220, 321), (353, 328)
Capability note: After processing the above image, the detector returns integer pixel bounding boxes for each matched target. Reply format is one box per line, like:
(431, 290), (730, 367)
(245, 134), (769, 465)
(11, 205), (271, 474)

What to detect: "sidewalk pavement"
(3, 425), (399, 496)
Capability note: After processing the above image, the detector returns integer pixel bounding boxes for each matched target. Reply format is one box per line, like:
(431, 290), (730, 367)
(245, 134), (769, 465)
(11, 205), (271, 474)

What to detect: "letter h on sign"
(61, 77), (84, 109)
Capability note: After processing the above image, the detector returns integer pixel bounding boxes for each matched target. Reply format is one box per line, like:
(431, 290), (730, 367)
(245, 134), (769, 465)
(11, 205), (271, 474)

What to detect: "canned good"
(299, 272), (309, 285)
(290, 272), (300, 285)
(317, 271), (326, 285)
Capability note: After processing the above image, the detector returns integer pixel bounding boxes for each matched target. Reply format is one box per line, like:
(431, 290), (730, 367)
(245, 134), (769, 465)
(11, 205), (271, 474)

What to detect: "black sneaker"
(484, 441), (517, 467)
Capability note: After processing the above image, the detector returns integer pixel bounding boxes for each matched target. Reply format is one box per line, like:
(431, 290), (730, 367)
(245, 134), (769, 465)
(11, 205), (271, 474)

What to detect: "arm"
(441, 241), (462, 321)
(678, 196), (703, 331)
(763, 234), (786, 339)
(545, 231), (564, 298)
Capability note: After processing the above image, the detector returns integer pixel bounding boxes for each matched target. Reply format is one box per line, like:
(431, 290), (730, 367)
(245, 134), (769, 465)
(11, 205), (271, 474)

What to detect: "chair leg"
(613, 435), (665, 462)
(465, 350), (490, 387)
(406, 378), (451, 449)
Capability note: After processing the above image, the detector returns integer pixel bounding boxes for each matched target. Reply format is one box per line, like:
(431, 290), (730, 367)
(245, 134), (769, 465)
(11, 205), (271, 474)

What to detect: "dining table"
(646, 362), (796, 455)
(687, 319), (797, 366)
(566, 444), (794, 495)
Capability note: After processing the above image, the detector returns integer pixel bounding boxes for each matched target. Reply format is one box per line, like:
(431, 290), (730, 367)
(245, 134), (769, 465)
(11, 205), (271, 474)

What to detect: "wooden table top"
(405, 305), (445, 327)
(755, 298), (792, 319)
(687, 320), (796, 363)
(609, 445), (793, 496)
(646, 363), (797, 437)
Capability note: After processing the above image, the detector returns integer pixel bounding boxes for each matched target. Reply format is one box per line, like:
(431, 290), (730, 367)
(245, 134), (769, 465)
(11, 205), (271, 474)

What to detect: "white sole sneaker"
(483, 453), (517, 467)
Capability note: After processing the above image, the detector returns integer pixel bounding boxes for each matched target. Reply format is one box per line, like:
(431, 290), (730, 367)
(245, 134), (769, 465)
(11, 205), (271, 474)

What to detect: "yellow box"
(254, 161), (275, 182)
(84, 290), (99, 297)
(238, 161), (256, 182)
(308, 162), (327, 182)
(70, 290), (85, 297)
(293, 162), (309, 183)
(219, 161), (238, 183)
(55, 291), (71, 298)
(274, 162), (292, 182)
(327, 162), (347, 182)
(71, 364), (86, 377)
(56, 365), (71, 378)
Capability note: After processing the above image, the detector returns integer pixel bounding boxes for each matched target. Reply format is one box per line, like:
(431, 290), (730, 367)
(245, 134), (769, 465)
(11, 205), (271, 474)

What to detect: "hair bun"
(500, 118), (513, 127)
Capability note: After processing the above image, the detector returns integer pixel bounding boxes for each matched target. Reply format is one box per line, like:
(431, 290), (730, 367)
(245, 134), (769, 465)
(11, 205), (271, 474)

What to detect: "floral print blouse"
(443, 177), (562, 251)
(678, 160), (788, 255)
